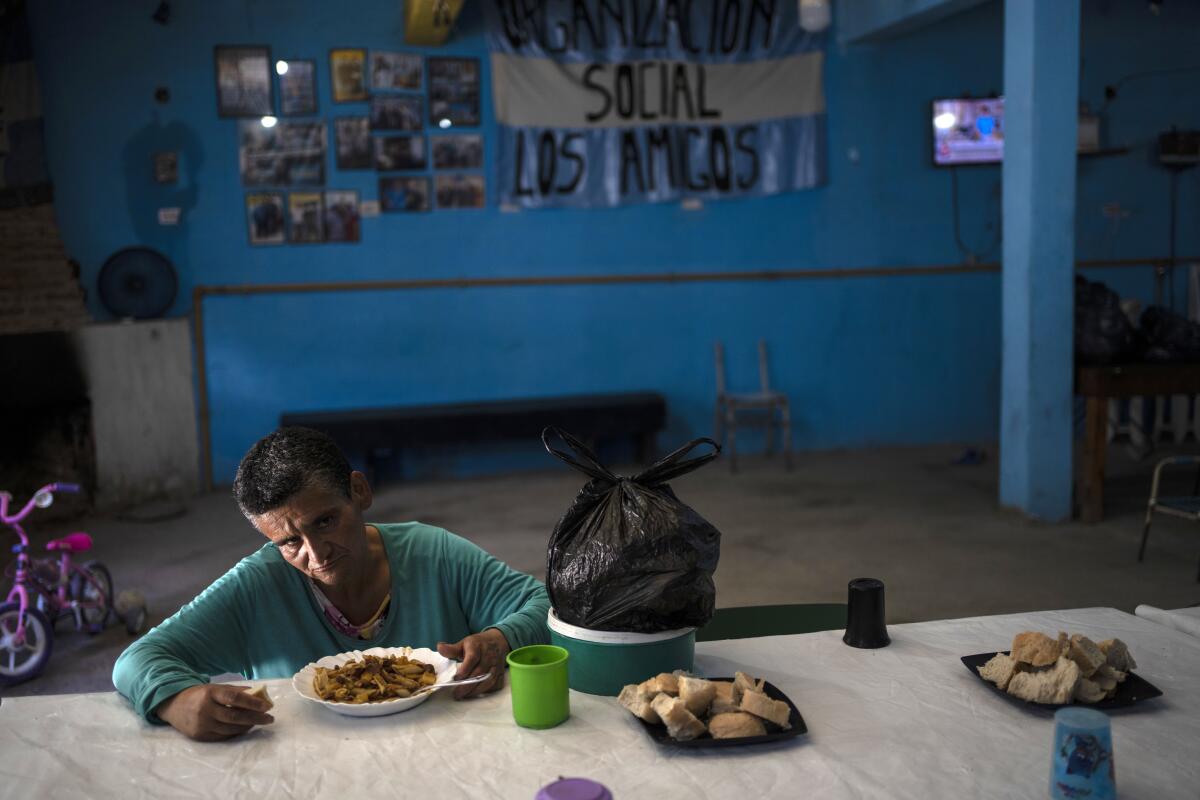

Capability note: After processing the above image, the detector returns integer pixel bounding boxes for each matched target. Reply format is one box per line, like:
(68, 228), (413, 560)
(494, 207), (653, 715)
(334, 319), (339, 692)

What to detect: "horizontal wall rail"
(192, 256), (1192, 490)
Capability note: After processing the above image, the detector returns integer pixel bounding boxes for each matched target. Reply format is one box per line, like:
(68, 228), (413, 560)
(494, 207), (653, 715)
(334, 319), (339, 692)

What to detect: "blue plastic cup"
(1050, 707), (1116, 800)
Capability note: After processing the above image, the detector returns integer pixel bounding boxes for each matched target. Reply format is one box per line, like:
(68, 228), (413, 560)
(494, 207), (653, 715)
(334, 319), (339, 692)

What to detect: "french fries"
(313, 654), (438, 703)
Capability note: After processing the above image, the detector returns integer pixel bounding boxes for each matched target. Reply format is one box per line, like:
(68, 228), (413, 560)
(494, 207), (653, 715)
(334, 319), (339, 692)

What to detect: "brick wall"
(0, 203), (89, 335)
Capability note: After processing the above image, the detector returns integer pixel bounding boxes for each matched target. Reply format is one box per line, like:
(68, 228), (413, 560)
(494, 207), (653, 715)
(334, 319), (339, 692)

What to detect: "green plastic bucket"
(547, 609), (696, 696)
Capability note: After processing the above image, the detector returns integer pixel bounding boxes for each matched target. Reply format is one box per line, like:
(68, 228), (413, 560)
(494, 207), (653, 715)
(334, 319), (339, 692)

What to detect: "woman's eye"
(283, 538), (301, 549)
(316, 516), (332, 528)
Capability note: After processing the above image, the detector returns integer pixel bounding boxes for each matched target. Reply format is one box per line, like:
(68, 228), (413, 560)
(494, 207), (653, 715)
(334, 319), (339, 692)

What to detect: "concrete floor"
(4, 444), (1198, 699)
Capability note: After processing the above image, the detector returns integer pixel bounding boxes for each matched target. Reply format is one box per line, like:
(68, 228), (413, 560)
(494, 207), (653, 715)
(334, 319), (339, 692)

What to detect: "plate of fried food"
(293, 646), (458, 717)
(962, 631), (1162, 711)
(617, 671), (806, 747)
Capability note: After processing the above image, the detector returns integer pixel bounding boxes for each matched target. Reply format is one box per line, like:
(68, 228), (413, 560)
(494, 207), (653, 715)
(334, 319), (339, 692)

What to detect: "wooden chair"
(714, 341), (793, 472)
(1138, 455), (1200, 582)
(696, 603), (847, 642)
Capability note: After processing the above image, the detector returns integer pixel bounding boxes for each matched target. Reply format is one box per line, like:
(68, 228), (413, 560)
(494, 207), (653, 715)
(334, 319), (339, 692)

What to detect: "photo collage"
(217, 45), (484, 246)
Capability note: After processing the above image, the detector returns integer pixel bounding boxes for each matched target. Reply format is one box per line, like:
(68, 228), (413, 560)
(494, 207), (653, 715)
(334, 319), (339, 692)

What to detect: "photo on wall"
(371, 51), (422, 91)
(370, 95), (423, 131)
(324, 190), (361, 242)
(330, 48), (367, 102)
(245, 192), (285, 245)
(154, 151), (178, 184)
(279, 59), (317, 116)
(333, 117), (372, 169)
(428, 57), (480, 127)
(288, 192), (325, 243)
(379, 176), (430, 212)
(239, 119), (326, 186)
(374, 135), (426, 170)
(432, 134), (482, 169)
(215, 45), (273, 117)
(435, 173), (485, 209)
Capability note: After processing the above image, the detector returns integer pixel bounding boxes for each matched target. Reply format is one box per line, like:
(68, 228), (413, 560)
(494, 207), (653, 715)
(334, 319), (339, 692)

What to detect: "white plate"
(292, 646), (458, 717)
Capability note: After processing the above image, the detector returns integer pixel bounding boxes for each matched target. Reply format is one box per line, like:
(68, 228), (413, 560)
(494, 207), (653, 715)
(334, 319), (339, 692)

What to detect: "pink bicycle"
(1, 483), (135, 685)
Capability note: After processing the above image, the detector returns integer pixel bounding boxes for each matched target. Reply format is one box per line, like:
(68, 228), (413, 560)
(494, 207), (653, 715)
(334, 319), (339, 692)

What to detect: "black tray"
(961, 652), (1163, 711)
(635, 678), (807, 748)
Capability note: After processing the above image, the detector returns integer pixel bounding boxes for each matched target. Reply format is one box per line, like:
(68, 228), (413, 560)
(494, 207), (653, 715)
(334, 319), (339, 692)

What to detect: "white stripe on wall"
(492, 51), (824, 129)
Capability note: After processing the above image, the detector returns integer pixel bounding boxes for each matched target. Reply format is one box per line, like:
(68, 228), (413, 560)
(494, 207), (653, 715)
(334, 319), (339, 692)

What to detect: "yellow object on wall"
(405, 0), (466, 45)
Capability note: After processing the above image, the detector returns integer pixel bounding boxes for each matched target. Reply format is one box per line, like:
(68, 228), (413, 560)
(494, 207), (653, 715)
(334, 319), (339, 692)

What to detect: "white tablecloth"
(1, 607), (1196, 799)
(1135, 604), (1200, 638)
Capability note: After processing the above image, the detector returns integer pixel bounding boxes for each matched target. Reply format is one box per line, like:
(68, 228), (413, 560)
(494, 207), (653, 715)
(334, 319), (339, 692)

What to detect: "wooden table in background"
(1076, 364), (1200, 523)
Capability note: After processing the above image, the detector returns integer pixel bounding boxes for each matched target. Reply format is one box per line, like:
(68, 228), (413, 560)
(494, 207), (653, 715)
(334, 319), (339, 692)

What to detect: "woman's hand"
(436, 628), (511, 699)
(156, 684), (274, 741)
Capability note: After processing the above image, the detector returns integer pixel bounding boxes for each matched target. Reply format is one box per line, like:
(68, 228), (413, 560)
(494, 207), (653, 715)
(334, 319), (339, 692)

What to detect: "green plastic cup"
(507, 644), (570, 729)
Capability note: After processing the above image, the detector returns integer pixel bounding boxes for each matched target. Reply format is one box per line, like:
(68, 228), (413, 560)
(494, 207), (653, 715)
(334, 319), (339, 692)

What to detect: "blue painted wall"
(25, 1), (1200, 484)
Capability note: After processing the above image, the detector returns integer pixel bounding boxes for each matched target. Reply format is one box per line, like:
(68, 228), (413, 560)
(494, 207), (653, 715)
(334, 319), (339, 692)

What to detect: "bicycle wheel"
(70, 561), (113, 631)
(0, 602), (54, 685)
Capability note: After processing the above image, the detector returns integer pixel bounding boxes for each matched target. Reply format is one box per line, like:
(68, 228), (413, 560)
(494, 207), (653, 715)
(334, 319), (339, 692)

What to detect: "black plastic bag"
(1140, 305), (1200, 363)
(543, 428), (721, 633)
(1074, 276), (1139, 364)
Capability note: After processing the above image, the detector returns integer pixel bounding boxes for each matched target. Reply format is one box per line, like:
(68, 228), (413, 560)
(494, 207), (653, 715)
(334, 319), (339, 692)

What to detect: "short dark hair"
(233, 427), (352, 516)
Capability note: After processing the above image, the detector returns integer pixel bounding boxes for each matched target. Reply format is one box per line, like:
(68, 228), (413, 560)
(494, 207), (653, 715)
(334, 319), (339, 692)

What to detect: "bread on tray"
(978, 653), (1017, 691)
(650, 694), (707, 741)
(1066, 635), (1106, 677)
(978, 631), (1139, 705)
(710, 681), (739, 715)
(1099, 638), (1138, 672)
(1006, 656), (1080, 704)
(617, 670), (793, 741)
(678, 675), (718, 717)
(618, 684), (661, 724)
(708, 711), (767, 739)
(638, 672), (679, 696)
(1010, 631), (1067, 667)
(739, 687), (792, 729)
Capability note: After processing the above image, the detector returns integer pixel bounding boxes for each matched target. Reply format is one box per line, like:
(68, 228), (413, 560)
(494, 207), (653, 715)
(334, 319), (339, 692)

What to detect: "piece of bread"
(1006, 656), (1080, 704)
(650, 694), (706, 741)
(1066, 635), (1106, 678)
(1073, 677), (1107, 704)
(1098, 638), (1138, 672)
(709, 681), (738, 715)
(731, 671), (759, 705)
(246, 685), (273, 709)
(618, 684), (661, 724)
(1090, 664), (1126, 698)
(1010, 631), (1066, 667)
(739, 688), (792, 729)
(979, 653), (1017, 690)
(638, 673), (680, 696)
(678, 675), (718, 717)
(708, 711), (767, 739)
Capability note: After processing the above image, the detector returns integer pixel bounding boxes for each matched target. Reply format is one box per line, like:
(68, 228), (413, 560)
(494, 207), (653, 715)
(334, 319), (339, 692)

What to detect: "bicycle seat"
(46, 532), (93, 553)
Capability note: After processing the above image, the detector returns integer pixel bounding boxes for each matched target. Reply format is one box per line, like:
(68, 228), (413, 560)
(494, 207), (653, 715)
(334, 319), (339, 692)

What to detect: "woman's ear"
(349, 470), (373, 512)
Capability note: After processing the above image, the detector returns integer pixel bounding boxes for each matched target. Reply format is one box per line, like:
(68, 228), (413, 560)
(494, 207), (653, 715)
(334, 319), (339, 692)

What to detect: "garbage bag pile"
(1075, 276), (1200, 364)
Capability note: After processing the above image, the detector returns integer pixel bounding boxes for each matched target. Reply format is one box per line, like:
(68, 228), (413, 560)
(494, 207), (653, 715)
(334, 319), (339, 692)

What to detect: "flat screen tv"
(932, 97), (1004, 166)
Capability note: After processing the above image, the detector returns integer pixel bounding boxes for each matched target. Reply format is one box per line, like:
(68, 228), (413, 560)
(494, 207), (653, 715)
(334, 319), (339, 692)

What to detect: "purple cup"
(535, 777), (613, 800)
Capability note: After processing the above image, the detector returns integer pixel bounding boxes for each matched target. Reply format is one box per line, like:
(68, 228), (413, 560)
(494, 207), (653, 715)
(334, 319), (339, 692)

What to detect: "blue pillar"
(999, 0), (1080, 521)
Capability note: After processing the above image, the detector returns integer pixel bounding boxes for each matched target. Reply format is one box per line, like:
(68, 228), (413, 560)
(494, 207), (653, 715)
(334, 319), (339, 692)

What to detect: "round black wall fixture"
(96, 247), (178, 319)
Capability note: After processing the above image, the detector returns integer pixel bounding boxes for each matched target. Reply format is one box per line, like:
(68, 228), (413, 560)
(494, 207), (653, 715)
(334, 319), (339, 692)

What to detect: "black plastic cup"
(843, 577), (890, 649)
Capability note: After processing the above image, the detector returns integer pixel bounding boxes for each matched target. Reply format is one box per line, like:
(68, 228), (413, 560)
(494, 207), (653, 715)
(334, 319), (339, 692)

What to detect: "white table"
(1135, 604), (1200, 638)
(2, 607), (1197, 799)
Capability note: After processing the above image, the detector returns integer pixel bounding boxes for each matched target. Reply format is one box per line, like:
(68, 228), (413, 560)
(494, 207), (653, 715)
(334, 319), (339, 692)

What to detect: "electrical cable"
(950, 166), (1001, 265)
(1098, 65), (1200, 114)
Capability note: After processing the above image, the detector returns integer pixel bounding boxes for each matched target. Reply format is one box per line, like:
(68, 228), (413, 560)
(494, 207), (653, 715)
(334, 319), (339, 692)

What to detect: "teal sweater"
(113, 522), (550, 721)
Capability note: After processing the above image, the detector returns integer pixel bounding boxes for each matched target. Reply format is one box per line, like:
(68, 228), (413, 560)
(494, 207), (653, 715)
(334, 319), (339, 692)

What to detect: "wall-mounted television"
(933, 97), (1004, 166)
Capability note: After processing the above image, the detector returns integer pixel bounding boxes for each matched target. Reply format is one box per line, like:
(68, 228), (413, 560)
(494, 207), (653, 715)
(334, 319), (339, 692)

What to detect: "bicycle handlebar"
(1, 482), (79, 524)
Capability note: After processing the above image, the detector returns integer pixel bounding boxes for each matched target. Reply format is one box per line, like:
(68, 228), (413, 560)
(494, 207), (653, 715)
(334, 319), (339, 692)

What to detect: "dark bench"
(281, 392), (667, 483)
